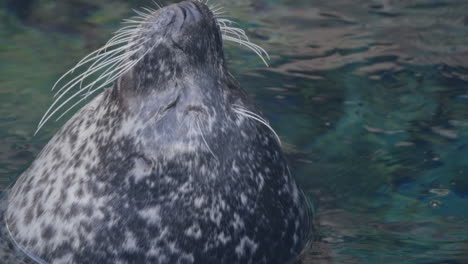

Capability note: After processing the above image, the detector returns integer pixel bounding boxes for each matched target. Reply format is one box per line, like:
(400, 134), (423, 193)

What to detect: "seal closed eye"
(5, 1), (311, 263)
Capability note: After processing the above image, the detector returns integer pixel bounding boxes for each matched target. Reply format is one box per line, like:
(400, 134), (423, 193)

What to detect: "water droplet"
(429, 200), (442, 208)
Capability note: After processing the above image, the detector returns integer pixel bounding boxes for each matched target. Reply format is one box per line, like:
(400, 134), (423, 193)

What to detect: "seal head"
(6, 1), (310, 264)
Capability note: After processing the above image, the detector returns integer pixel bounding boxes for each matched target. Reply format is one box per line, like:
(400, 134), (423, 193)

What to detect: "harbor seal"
(5, 0), (311, 263)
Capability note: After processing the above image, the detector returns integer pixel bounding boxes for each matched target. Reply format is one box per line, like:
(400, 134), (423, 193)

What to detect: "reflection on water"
(1, 0), (468, 263)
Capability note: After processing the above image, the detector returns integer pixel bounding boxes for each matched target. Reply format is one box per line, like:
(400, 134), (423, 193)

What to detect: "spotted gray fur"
(6, 1), (311, 263)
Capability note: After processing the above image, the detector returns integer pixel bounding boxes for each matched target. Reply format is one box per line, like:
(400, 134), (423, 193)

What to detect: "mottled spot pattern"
(6, 1), (310, 264)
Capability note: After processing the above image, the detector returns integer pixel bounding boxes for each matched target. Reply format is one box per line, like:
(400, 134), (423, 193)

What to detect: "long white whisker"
(133, 9), (151, 18)
(211, 6), (224, 14)
(114, 25), (140, 33)
(76, 45), (138, 90)
(39, 37), (158, 133)
(122, 18), (148, 24)
(106, 32), (138, 46)
(105, 37), (136, 48)
(233, 107), (281, 145)
(53, 85), (102, 124)
(51, 48), (106, 91)
(222, 28), (245, 43)
(151, 0), (162, 9)
(214, 11), (269, 66)
(40, 51), (138, 129)
(217, 18), (236, 26)
(52, 39), (136, 93)
(38, 60), (137, 132)
(78, 43), (141, 85)
(80, 52), (136, 93)
(223, 26), (248, 39)
(57, 36), (146, 98)
(84, 55), (139, 96)
(222, 35), (269, 66)
(36, 1), (157, 134)
(196, 119), (218, 162)
(53, 48), (138, 97)
(57, 61), (139, 121)
(142, 7), (156, 14)
(80, 58), (138, 96)
(213, 11), (226, 17)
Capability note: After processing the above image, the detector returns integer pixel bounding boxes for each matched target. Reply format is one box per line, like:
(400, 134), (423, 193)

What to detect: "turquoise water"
(1, 0), (468, 263)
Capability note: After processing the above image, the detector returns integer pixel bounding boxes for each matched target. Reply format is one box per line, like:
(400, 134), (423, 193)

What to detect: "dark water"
(1, 0), (468, 263)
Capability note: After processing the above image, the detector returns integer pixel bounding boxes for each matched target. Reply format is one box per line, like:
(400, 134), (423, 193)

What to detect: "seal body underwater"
(5, 0), (310, 263)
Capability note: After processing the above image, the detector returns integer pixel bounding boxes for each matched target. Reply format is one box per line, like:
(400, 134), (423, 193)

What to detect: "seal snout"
(177, 1), (205, 23)
(164, 0), (210, 30)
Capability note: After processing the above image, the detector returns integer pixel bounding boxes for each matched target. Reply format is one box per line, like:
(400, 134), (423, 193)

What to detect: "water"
(1, 0), (468, 263)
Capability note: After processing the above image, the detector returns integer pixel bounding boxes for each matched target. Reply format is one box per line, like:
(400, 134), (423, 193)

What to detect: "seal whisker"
(222, 27), (248, 38)
(114, 25), (140, 34)
(151, 0), (162, 9)
(233, 107), (281, 145)
(123, 16), (148, 23)
(5, 219), (48, 264)
(51, 46), (121, 91)
(79, 57), (139, 97)
(55, 59), (135, 119)
(38, 57), (139, 133)
(216, 18), (235, 25)
(221, 27), (248, 41)
(104, 36), (137, 48)
(210, 6), (224, 15)
(104, 38), (140, 53)
(122, 12), (153, 24)
(142, 7), (157, 13)
(222, 35), (269, 66)
(208, 3), (221, 10)
(122, 19), (149, 24)
(103, 34), (136, 49)
(39, 37), (158, 131)
(82, 52), (140, 95)
(77, 46), (139, 91)
(43, 34), (147, 125)
(53, 47), (139, 98)
(52, 36), (141, 94)
(90, 49), (146, 94)
(214, 15), (270, 66)
(136, 9), (156, 20)
(133, 9), (152, 19)
(111, 28), (139, 35)
(79, 46), (142, 84)
(54, 84), (103, 123)
(221, 29), (243, 43)
(78, 49), (140, 91)
(196, 117), (218, 162)
(213, 11), (225, 17)
(40, 60), (134, 130)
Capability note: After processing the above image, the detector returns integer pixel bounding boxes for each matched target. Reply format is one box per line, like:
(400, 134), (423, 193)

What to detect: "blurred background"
(1, 0), (468, 263)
